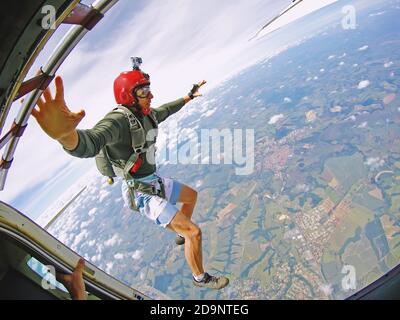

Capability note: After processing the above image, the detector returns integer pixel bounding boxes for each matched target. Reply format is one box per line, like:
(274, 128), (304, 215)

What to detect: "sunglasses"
(135, 85), (151, 98)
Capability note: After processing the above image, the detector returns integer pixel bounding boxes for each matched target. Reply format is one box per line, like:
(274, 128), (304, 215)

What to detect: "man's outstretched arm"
(32, 75), (122, 158)
(152, 80), (206, 123)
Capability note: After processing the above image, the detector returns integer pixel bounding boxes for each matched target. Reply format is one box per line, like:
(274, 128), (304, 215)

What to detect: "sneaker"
(193, 273), (229, 289)
(175, 235), (185, 246)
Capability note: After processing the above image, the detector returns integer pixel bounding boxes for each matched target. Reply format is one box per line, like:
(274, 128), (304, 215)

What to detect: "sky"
(0, 0), (352, 220)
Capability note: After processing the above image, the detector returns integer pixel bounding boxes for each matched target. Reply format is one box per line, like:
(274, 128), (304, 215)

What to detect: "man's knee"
(188, 224), (202, 241)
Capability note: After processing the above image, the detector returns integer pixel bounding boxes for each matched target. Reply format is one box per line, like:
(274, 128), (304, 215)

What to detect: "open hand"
(31, 76), (85, 141)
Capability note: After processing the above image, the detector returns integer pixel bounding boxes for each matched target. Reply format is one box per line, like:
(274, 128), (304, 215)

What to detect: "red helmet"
(113, 70), (150, 105)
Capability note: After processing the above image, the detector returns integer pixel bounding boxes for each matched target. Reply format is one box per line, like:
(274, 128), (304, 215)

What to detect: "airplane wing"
(249, 0), (338, 41)
(43, 186), (87, 230)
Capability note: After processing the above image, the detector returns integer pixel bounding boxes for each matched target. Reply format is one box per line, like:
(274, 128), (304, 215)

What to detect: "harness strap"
(157, 177), (166, 199)
(112, 106), (148, 153)
(107, 106), (147, 178)
(125, 176), (166, 212)
(126, 178), (166, 199)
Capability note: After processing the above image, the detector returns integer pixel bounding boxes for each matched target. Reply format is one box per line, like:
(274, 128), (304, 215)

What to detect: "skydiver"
(32, 62), (229, 290)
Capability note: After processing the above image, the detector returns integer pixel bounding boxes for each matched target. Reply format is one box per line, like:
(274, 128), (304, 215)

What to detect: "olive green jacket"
(65, 98), (185, 178)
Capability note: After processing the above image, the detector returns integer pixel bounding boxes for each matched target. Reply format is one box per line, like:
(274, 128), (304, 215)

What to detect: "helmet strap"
(132, 88), (151, 116)
(131, 99), (151, 116)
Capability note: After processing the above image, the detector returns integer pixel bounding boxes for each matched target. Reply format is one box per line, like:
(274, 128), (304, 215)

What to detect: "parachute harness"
(95, 105), (166, 212)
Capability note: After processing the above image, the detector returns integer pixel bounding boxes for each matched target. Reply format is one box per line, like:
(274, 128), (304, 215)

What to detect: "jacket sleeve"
(64, 114), (123, 158)
(152, 98), (185, 124)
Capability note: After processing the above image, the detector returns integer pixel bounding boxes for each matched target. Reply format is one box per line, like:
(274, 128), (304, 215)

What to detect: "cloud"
(71, 229), (88, 250)
(114, 253), (125, 260)
(369, 11), (386, 17)
(88, 208), (98, 216)
(104, 234), (121, 247)
(330, 106), (342, 113)
(80, 219), (93, 229)
(132, 249), (144, 260)
(195, 180), (203, 188)
(319, 284), (333, 296)
(105, 262), (114, 274)
(295, 184), (310, 193)
(98, 189), (111, 202)
(268, 114), (284, 124)
(357, 80), (370, 89)
(201, 108), (217, 119)
(365, 157), (385, 169)
(91, 254), (102, 263)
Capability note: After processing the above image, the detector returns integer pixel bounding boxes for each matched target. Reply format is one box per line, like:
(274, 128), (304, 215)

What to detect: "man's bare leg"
(167, 210), (229, 289)
(167, 210), (203, 276)
(177, 185), (197, 220)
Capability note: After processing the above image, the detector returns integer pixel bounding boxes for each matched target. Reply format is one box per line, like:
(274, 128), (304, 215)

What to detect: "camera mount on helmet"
(131, 56), (143, 70)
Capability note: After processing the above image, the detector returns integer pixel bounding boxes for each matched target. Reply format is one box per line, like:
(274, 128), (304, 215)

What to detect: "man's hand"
(56, 258), (87, 300)
(31, 75), (85, 150)
(191, 80), (207, 98)
(184, 80), (207, 103)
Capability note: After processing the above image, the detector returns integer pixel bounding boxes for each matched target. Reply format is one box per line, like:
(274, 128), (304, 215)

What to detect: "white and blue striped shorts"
(121, 173), (183, 228)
